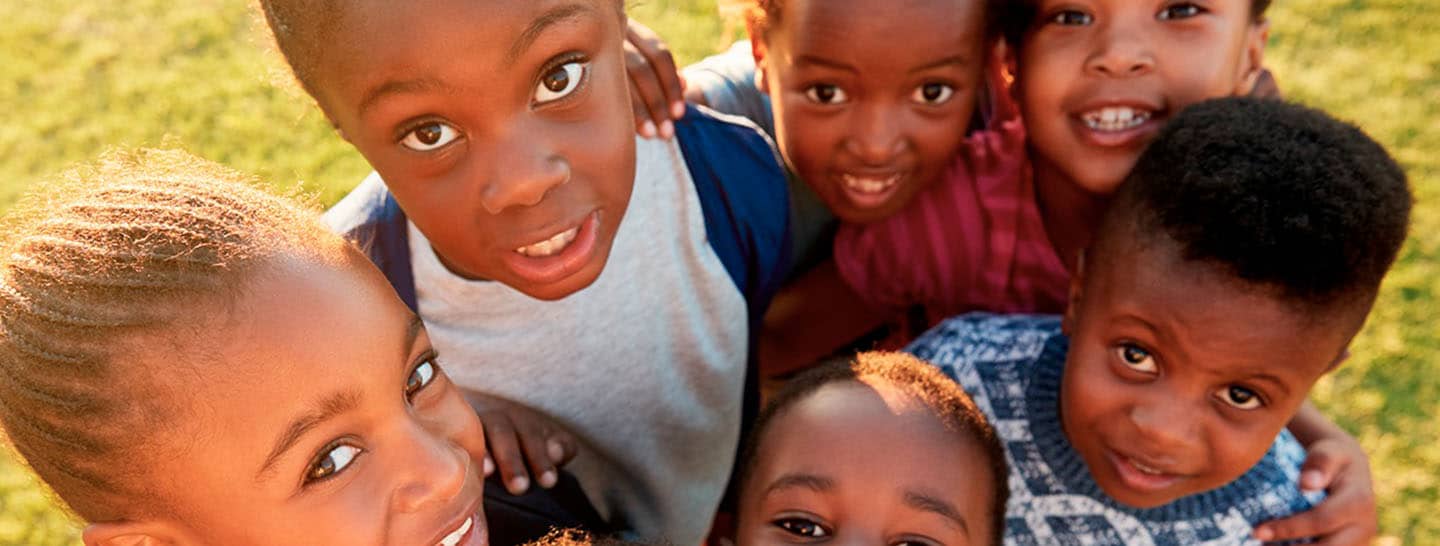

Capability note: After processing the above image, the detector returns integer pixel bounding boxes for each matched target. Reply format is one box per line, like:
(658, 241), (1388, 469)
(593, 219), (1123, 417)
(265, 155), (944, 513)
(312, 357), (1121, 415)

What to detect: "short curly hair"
(732, 0), (1006, 42)
(739, 352), (1009, 546)
(1105, 97), (1411, 310)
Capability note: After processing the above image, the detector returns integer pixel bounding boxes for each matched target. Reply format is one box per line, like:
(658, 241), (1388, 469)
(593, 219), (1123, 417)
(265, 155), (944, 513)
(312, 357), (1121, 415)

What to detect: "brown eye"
(804, 84), (847, 105)
(1216, 385), (1263, 410)
(1115, 343), (1158, 374)
(534, 61), (586, 104)
(775, 517), (829, 538)
(400, 122), (460, 151)
(406, 359), (438, 399)
(912, 82), (955, 105)
(305, 444), (361, 484)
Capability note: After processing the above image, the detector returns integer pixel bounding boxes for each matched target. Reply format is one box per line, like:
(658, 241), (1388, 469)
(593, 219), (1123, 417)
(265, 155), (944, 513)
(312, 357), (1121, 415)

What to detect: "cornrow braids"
(0, 149), (339, 522)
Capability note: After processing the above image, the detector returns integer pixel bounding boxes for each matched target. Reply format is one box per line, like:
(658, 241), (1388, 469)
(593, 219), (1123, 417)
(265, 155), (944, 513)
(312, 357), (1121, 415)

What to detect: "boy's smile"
(753, 0), (987, 223)
(1016, 0), (1267, 195)
(1060, 231), (1354, 508)
(311, 0), (636, 300)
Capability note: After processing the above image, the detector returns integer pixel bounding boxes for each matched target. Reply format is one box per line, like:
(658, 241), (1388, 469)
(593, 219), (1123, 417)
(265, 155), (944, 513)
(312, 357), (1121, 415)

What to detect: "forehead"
(1081, 232), (1353, 378)
(312, 0), (617, 105)
(758, 381), (991, 495)
(776, 0), (986, 57)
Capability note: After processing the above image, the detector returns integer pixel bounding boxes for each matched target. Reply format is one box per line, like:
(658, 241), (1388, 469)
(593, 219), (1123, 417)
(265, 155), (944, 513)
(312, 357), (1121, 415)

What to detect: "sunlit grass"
(1, 1), (1435, 544)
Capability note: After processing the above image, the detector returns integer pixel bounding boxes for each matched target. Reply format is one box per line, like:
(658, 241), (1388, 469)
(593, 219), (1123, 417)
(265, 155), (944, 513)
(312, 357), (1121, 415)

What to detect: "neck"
(1032, 154), (1111, 272)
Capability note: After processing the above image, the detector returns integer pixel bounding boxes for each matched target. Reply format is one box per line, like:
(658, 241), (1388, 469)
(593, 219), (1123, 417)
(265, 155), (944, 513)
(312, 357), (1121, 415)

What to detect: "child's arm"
(759, 259), (890, 378)
(1252, 402), (1377, 545)
(624, 19), (688, 139)
(462, 389), (579, 496)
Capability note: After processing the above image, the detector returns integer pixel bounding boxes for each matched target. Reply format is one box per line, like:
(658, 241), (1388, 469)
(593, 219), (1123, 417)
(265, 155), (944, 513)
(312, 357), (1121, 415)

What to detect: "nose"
(390, 420), (470, 514)
(843, 102), (906, 165)
(1127, 394), (1201, 455)
(1086, 21), (1155, 77)
(477, 126), (571, 215)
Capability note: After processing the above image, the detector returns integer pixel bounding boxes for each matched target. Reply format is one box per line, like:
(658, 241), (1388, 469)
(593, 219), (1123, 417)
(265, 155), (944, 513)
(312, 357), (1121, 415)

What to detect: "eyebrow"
(793, 55), (859, 74)
(506, 3), (594, 66)
(254, 315), (427, 481)
(763, 473), (835, 497)
(909, 55), (970, 73)
(904, 490), (971, 535)
(357, 76), (459, 117)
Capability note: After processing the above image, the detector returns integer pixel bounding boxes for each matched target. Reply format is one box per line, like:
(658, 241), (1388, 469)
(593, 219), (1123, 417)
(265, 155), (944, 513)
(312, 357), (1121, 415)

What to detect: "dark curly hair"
(739, 352), (1010, 546)
(1001, 0), (1272, 48)
(1106, 96), (1411, 311)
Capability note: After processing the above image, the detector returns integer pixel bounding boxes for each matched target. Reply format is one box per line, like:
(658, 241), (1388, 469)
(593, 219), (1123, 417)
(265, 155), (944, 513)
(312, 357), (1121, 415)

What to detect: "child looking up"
(736, 352), (1009, 546)
(256, 2), (790, 544)
(908, 97), (1411, 544)
(0, 150), (491, 546)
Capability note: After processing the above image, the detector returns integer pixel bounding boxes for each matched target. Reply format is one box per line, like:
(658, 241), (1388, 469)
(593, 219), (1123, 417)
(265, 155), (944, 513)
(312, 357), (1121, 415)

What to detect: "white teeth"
(438, 516), (473, 546)
(514, 226), (579, 258)
(841, 174), (900, 194)
(1131, 459), (1165, 475)
(1082, 106), (1152, 132)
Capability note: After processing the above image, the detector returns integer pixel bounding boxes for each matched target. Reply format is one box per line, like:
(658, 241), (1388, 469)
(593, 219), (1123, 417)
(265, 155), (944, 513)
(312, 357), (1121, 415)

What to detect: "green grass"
(0, 1), (1435, 544)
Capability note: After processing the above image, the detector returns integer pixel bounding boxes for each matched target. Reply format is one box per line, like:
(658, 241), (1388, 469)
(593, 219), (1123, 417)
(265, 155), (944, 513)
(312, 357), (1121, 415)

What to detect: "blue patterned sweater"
(908, 314), (1319, 546)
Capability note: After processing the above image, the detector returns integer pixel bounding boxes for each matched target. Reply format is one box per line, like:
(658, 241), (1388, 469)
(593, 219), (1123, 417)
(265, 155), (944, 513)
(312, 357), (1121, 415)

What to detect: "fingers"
(518, 423), (559, 490)
(1254, 486), (1376, 544)
(479, 412), (532, 495)
(1298, 446), (1346, 492)
(623, 19), (685, 138)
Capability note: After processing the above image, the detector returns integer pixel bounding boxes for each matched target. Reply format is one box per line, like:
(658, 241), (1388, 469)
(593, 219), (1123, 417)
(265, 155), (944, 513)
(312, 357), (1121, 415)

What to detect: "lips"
(1106, 449), (1186, 494)
(1069, 100), (1165, 149)
(437, 514), (475, 546)
(836, 171), (906, 209)
(497, 211), (601, 287)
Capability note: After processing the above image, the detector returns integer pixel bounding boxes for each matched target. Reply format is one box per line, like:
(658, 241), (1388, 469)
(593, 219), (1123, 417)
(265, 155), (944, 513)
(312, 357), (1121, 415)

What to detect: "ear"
(1235, 18), (1270, 95)
(83, 520), (183, 546)
(1060, 249), (1086, 336)
(745, 19), (770, 93)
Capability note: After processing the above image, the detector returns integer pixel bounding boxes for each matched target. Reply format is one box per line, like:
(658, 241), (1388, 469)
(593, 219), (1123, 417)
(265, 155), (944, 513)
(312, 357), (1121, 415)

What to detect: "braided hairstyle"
(0, 148), (341, 522)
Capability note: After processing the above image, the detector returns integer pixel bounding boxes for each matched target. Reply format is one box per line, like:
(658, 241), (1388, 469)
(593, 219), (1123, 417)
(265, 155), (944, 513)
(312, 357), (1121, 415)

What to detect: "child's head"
(738, 352), (1008, 546)
(1061, 97), (1410, 508)
(1006, 0), (1271, 195)
(738, 0), (997, 223)
(0, 150), (490, 546)
(259, 0), (636, 301)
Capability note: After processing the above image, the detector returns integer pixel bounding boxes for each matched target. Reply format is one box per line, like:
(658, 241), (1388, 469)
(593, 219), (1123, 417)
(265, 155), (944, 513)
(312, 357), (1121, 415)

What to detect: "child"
(256, 1), (790, 544)
(0, 149), (494, 545)
(736, 352), (1009, 546)
(907, 97), (1411, 544)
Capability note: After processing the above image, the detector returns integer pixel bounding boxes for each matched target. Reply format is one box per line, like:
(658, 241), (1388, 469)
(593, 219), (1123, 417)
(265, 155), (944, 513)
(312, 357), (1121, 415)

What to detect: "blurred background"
(0, 1), (1435, 544)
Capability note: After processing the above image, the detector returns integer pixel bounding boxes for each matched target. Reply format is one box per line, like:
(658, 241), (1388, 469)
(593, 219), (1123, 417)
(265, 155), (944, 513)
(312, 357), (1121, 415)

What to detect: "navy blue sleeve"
(674, 105), (791, 515)
(322, 172), (419, 312)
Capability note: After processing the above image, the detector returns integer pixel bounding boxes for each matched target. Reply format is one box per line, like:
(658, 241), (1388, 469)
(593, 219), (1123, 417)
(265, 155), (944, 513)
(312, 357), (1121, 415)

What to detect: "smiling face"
(1059, 230), (1355, 508)
(310, 0), (635, 300)
(738, 380), (999, 546)
(1016, 0), (1267, 195)
(753, 0), (987, 223)
(108, 252), (490, 546)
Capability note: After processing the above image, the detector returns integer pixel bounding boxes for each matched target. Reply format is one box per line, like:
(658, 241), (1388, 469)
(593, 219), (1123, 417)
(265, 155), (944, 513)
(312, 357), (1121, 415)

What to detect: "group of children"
(0, 0), (1412, 545)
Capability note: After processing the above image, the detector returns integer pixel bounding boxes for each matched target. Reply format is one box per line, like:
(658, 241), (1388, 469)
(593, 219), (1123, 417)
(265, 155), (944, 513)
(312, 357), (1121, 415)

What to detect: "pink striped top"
(833, 113), (1070, 324)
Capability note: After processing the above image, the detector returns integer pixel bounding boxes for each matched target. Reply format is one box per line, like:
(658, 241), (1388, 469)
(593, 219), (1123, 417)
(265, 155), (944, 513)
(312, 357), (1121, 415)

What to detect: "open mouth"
(514, 225), (580, 258)
(437, 514), (480, 546)
(837, 172), (905, 210)
(1081, 106), (1153, 132)
(1106, 449), (1185, 493)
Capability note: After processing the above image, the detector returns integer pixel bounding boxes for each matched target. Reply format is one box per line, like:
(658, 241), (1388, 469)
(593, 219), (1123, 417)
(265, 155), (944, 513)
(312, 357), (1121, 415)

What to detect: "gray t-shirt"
(410, 136), (748, 546)
(685, 41), (836, 276)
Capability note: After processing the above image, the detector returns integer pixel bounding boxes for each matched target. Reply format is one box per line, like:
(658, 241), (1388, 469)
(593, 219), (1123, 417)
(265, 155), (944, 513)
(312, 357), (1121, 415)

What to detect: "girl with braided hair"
(0, 149), (493, 545)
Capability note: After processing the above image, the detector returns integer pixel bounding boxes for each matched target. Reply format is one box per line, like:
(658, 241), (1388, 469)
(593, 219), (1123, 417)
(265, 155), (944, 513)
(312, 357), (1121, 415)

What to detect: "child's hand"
(1253, 436), (1377, 545)
(624, 18), (687, 139)
(464, 391), (579, 496)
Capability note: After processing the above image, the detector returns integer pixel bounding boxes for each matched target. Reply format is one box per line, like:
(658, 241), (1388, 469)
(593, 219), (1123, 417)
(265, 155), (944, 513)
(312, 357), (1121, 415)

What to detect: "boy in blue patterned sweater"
(908, 97), (1411, 545)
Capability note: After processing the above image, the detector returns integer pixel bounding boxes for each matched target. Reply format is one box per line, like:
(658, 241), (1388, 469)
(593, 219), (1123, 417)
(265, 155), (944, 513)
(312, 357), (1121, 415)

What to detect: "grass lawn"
(0, 1), (1435, 544)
